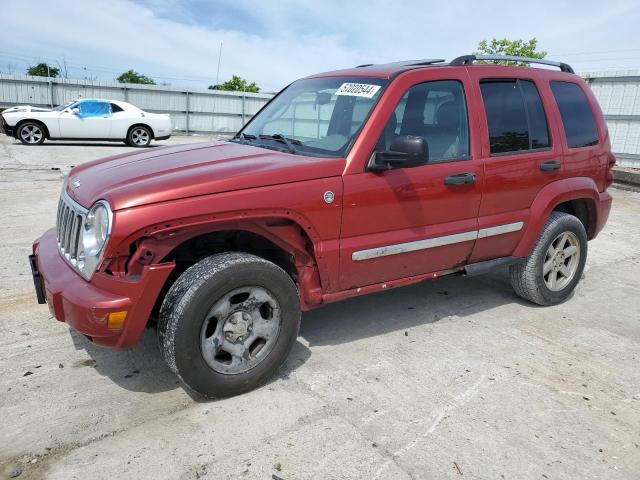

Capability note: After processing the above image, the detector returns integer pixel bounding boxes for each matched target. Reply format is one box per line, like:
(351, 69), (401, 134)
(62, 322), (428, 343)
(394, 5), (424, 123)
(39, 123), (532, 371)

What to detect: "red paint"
(32, 62), (613, 349)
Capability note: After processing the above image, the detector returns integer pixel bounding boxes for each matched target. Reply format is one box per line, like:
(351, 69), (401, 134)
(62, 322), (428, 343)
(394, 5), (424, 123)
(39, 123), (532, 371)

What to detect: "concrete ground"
(0, 133), (639, 480)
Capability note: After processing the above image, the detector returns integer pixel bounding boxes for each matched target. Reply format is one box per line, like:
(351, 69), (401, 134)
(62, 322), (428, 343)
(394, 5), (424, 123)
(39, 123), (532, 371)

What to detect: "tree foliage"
(475, 38), (547, 66)
(27, 63), (60, 78)
(117, 70), (156, 85)
(209, 75), (260, 93)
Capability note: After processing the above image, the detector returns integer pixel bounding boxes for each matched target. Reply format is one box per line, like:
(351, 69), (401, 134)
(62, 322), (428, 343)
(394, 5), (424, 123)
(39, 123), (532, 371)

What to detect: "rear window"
(480, 79), (550, 155)
(550, 81), (599, 148)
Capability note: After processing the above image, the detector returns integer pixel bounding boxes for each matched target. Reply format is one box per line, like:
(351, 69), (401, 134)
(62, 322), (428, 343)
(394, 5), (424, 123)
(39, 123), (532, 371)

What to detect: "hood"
(66, 141), (345, 210)
(3, 105), (53, 114)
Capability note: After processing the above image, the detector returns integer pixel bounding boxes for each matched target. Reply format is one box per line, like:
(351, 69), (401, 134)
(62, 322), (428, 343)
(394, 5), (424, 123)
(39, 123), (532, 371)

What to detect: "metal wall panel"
(0, 73), (273, 135)
(4, 71), (639, 163)
(586, 71), (640, 167)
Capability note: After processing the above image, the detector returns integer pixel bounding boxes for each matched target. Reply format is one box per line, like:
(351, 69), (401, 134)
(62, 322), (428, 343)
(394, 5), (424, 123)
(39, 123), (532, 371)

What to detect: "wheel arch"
(513, 177), (601, 257)
(15, 118), (50, 139)
(108, 216), (326, 315)
(127, 123), (155, 139)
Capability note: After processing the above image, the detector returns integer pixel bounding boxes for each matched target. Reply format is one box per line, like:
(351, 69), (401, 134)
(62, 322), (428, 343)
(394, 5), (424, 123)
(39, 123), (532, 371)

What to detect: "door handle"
(444, 172), (476, 186)
(540, 160), (562, 172)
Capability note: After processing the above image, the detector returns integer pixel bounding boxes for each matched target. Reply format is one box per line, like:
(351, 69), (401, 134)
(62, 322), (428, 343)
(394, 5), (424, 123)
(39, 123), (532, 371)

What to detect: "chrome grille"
(56, 191), (88, 267)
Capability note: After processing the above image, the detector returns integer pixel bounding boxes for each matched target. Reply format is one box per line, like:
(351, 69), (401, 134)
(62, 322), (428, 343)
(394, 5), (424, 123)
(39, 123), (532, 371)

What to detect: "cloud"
(2, 0), (639, 91)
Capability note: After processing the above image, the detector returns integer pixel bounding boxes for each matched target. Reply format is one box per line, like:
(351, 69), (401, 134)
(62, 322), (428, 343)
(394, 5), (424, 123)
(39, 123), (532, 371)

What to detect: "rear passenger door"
(466, 69), (564, 263)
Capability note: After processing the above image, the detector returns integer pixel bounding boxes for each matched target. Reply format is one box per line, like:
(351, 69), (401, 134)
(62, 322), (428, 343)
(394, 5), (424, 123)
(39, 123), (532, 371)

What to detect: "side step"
(463, 256), (524, 277)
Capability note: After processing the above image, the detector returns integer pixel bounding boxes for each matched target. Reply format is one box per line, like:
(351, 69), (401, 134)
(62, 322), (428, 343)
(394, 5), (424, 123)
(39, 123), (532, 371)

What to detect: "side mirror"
(368, 135), (429, 172)
(71, 107), (80, 115)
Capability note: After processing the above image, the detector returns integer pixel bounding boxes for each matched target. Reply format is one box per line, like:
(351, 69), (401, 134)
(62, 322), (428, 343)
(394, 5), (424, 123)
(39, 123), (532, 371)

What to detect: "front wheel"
(158, 252), (300, 398)
(127, 126), (152, 147)
(510, 211), (588, 306)
(17, 122), (46, 145)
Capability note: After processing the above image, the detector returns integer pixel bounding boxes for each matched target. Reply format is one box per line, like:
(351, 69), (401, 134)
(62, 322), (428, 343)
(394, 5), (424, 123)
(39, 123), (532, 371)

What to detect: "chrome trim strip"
(477, 221), (524, 239)
(351, 221), (524, 262)
(352, 230), (478, 261)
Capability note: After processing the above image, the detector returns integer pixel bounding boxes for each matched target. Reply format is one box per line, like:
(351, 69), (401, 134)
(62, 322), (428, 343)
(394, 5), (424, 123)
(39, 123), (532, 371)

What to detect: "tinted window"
(480, 79), (550, 154)
(111, 103), (124, 113)
(550, 81), (599, 148)
(377, 80), (469, 162)
(520, 81), (550, 149)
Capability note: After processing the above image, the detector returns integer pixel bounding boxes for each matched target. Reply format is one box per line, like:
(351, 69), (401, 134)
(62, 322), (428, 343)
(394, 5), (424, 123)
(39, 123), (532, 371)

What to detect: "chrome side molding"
(352, 221), (524, 261)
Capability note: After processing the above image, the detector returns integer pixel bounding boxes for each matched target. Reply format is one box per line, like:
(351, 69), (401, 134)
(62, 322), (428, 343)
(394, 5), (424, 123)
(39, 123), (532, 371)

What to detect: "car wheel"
(17, 122), (46, 145)
(510, 211), (587, 306)
(127, 126), (152, 147)
(158, 252), (301, 398)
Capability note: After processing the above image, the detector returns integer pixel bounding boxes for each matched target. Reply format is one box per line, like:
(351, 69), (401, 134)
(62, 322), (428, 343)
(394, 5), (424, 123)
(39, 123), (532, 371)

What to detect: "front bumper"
(32, 229), (174, 349)
(1, 115), (14, 136)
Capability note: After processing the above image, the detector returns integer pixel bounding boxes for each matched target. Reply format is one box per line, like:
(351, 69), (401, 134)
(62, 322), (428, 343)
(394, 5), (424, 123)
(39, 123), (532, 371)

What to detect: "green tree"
(209, 75), (260, 93)
(117, 70), (156, 85)
(475, 38), (547, 66)
(27, 63), (60, 78)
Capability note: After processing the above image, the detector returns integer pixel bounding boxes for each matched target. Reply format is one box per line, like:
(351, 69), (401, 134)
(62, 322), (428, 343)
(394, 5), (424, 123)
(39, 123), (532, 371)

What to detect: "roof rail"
(449, 54), (575, 74)
(356, 59), (445, 68)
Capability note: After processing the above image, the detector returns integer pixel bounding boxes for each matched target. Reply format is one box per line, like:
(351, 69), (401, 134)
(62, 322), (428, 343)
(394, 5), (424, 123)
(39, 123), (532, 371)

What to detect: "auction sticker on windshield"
(334, 83), (381, 98)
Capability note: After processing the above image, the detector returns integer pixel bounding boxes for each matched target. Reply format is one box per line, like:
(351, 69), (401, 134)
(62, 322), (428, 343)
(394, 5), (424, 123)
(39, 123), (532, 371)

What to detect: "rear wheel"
(158, 252), (300, 398)
(127, 126), (152, 147)
(510, 211), (587, 305)
(17, 122), (45, 145)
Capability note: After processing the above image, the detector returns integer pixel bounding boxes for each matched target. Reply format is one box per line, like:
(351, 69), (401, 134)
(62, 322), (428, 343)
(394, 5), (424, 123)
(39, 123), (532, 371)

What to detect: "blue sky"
(2, 0), (639, 92)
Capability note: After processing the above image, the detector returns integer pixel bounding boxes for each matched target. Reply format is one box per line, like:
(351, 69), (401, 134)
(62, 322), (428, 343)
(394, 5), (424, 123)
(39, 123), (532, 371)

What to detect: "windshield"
(52, 102), (75, 111)
(234, 76), (388, 158)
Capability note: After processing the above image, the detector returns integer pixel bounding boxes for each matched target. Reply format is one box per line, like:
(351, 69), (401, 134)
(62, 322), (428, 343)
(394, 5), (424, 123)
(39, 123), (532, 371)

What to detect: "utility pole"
(212, 41), (223, 135)
(215, 42), (223, 86)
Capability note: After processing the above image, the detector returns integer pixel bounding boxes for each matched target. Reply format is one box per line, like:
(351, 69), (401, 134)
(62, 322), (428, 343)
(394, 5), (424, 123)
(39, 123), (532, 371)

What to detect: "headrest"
(436, 101), (460, 129)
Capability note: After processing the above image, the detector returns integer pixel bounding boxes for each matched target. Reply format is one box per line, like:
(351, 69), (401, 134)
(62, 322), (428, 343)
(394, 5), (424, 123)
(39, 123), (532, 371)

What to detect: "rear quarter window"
(550, 81), (599, 148)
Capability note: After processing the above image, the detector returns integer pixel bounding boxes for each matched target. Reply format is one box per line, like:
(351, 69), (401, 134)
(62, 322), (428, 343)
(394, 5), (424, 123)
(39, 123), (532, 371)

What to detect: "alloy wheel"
(20, 125), (43, 144)
(543, 231), (581, 291)
(131, 128), (150, 146)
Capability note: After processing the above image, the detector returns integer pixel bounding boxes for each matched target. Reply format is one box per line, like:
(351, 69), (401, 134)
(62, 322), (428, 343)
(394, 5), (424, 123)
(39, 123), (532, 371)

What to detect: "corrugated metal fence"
(0, 73), (273, 134)
(585, 71), (640, 168)
(1, 72), (639, 166)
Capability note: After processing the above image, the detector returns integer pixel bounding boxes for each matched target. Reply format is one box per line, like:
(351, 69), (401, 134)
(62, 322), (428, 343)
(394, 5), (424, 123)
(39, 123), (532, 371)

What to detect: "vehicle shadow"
(300, 267), (533, 347)
(68, 267), (528, 397)
(69, 324), (312, 396)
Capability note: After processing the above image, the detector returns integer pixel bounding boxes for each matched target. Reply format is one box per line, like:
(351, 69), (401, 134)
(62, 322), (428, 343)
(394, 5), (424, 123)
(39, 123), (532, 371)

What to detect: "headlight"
(83, 202), (110, 256)
(78, 200), (112, 279)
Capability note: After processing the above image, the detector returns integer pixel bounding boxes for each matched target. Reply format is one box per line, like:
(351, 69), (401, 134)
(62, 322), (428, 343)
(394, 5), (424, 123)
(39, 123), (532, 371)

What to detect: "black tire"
(158, 252), (300, 398)
(127, 125), (152, 147)
(17, 121), (46, 145)
(510, 211), (588, 306)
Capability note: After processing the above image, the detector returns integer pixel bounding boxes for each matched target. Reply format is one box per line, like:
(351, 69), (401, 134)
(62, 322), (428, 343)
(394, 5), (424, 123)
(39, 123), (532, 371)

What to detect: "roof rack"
(356, 59), (445, 68)
(449, 54), (575, 74)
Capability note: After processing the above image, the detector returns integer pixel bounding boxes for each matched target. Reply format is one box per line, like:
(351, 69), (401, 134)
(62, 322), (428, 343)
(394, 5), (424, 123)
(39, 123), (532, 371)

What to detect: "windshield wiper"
(259, 133), (301, 154)
(232, 132), (257, 145)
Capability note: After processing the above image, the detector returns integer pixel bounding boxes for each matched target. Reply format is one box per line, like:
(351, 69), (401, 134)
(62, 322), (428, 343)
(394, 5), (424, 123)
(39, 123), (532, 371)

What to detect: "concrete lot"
(0, 133), (639, 480)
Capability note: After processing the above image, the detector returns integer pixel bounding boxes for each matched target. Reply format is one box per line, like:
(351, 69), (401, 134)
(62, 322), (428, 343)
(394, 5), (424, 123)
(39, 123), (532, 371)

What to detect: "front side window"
(376, 80), (470, 162)
(77, 101), (112, 118)
(480, 79), (550, 155)
(237, 77), (388, 158)
(550, 81), (599, 148)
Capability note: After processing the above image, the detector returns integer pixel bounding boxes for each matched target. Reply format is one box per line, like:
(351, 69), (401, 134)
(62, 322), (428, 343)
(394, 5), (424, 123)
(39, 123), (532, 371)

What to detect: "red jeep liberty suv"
(30, 55), (614, 397)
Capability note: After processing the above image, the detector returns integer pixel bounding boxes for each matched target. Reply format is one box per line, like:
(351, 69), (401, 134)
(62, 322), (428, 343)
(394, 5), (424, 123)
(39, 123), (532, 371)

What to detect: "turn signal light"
(107, 311), (128, 330)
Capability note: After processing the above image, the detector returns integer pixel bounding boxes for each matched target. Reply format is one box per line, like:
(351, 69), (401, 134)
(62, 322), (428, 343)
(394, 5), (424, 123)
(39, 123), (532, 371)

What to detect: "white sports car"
(0, 99), (172, 147)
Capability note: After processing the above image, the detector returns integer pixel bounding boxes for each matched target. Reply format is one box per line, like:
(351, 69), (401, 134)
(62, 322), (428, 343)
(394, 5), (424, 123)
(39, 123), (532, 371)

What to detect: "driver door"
(339, 70), (483, 289)
(58, 100), (112, 138)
